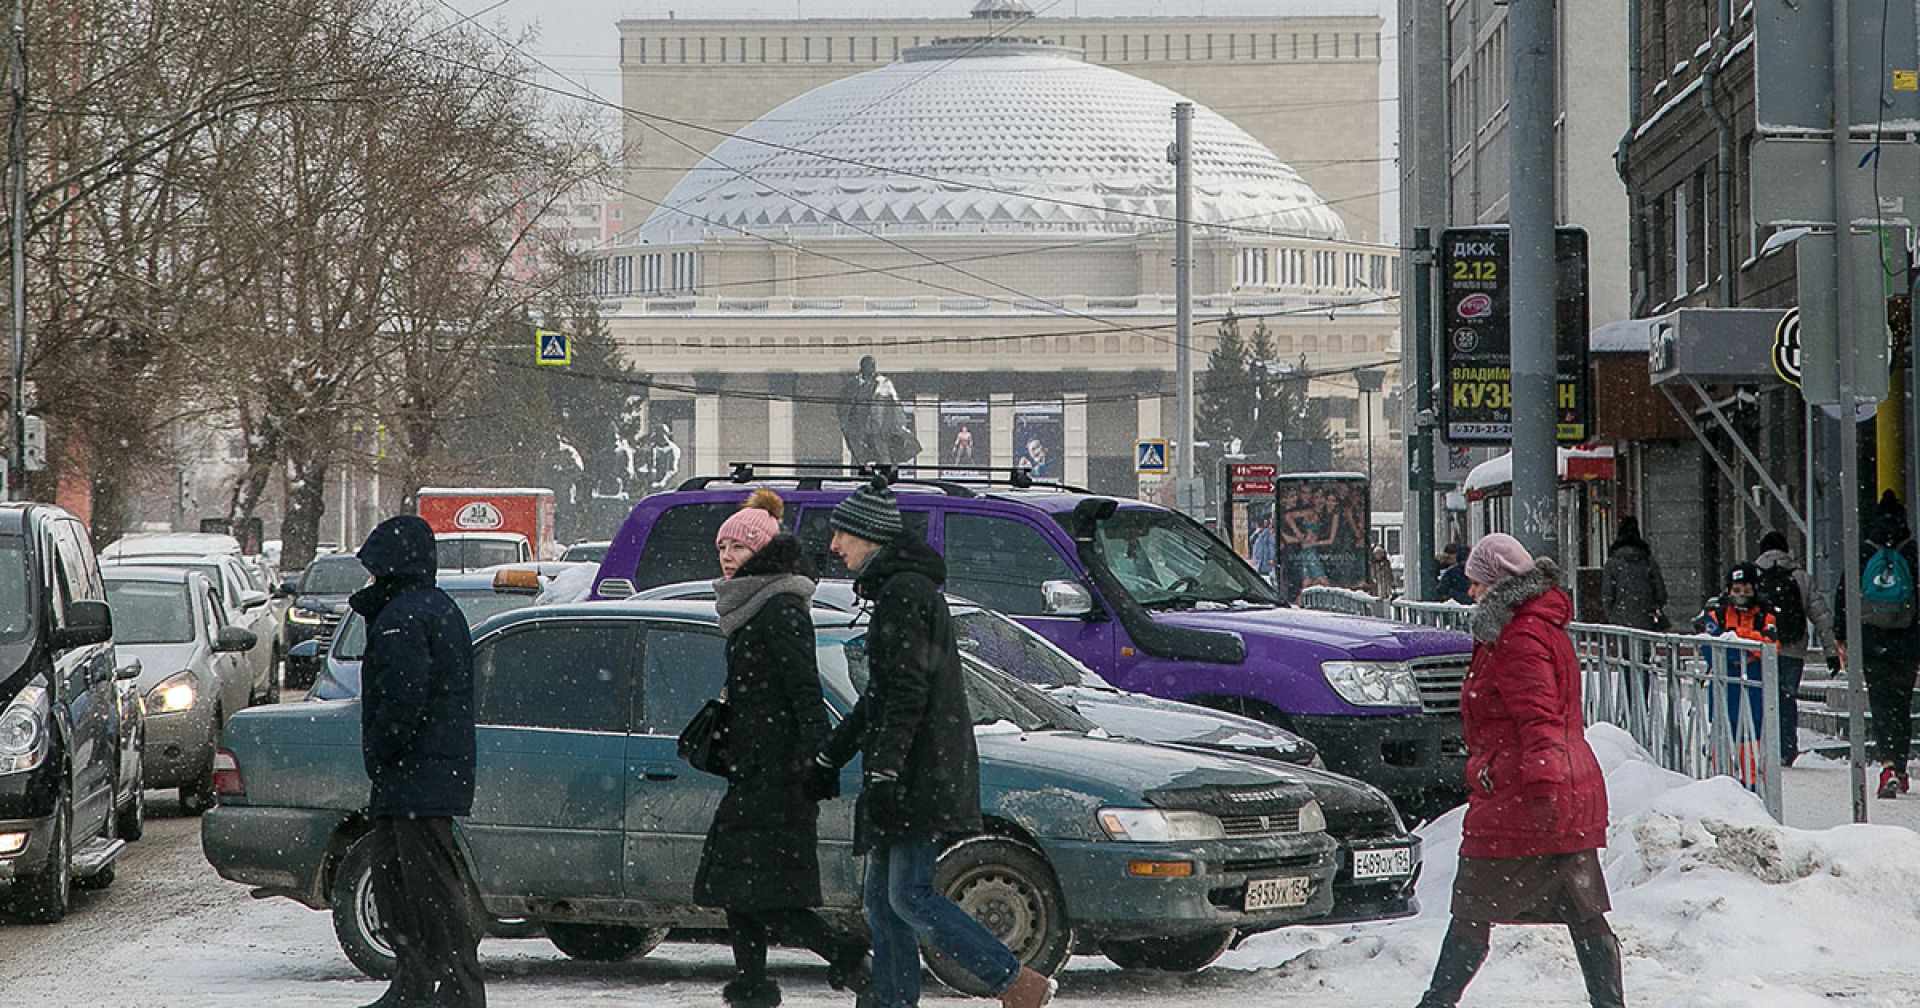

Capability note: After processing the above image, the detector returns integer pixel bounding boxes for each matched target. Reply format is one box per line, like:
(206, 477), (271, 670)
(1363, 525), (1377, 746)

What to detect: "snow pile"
(1222, 723), (1920, 1006)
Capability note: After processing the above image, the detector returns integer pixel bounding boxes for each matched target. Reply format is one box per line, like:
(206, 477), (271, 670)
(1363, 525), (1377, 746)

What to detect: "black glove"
(804, 754), (841, 802)
(864, 772), (906, 832)
(1827, 654), (1842, 676)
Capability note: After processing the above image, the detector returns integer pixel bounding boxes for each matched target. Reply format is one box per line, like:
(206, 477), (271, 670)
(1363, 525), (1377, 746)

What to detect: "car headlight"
(1297, 799), (1327, 834)
(0, 685), (49, 774)
(1321, 660), (1423, 708)
(1098, 807), (1226, 842)
(148, 672), (197, 714)
(288, 608), (324, 625)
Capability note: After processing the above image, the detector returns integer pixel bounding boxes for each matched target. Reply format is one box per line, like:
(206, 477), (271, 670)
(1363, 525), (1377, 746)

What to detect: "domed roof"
(639, 39), (1348, 245)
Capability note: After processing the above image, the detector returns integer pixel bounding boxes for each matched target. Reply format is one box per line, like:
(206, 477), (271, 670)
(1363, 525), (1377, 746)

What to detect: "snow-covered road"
(6, 727), (1920, 1007)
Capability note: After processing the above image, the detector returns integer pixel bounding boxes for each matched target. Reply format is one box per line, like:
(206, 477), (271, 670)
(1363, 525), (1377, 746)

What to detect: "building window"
(1742, 134), (1759, 262)
(678, 38), (686, 63)
(1673, 184), (1689, 302)
(1694, 168), (1711, 291)
(803, 37), (811, 61)
(699, 37), (707, 63)
(1184, 34), (1192, 60)
(1206, 34), (1214, 59)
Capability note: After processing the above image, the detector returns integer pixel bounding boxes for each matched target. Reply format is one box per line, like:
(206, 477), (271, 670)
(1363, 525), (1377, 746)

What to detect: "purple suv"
(591, 475), (1473, 816)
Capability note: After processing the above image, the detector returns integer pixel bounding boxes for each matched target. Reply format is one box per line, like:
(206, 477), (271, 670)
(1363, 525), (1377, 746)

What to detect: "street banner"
(939, 402), (989, 477)
(1439, 226), (1592, 444)
(1013, 401), (1063, 480)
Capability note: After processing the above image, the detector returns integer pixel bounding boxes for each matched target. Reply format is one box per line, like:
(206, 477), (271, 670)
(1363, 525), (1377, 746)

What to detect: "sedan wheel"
(544, 922), (668, 961)
(331, 833), (397, 980)
(1101, 929), (1235, 972)
(923, 836), (1072, 996)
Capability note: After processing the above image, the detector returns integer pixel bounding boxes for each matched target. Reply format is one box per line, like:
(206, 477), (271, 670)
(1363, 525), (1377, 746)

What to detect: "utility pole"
(1830, 0), (1870, 823)
(1171, 101), (1196, 513)
(7, 0), (25, 503)
(1507, 0), (1560, 559)
(1399, 0), (1448, 598)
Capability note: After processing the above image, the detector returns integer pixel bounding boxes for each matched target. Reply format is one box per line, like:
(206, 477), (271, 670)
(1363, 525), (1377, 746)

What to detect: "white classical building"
(589, 20), (1399, 498)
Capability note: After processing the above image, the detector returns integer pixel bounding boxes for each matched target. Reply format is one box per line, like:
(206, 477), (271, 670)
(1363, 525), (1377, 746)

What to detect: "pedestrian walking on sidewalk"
(1834, 491), (1920, 799)
(1602, 517), (1669, 631)
(351, 516), (486, 1008)
(695, 489), (871, 1008)
(810, 479), (1056, 1008)
(1698, 564), (1779, 782)
(1753, 531), (1839, 765)
(1414, 533), (1623, 1008)
(1437, 543), (1473, 605)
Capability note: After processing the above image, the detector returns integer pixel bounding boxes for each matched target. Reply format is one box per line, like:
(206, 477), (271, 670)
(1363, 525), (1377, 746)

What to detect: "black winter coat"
(823, 534), (982, 854)
(694, 536), (831, 911)
(1835, 511), (1920, 666)
(352, 516), (476, 818)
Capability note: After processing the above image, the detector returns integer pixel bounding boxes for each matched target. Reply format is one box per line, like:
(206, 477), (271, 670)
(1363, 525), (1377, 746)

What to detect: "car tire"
(74, 862), (115, 891)
(331, 832), (397, 980)
(922, 835), (1072, 996)
(543, 922), (668, 961)
(3, 784), (71, 924)
(264, 660), (281, 705)
(1101, 929), (1235, 972)
(179, 729), (219, 817)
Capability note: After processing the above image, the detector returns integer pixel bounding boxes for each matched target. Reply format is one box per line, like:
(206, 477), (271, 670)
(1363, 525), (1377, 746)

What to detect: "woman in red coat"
(1414, 533), (1624, 1008)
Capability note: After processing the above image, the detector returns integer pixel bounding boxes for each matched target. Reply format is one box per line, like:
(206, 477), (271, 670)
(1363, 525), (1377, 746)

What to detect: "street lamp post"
(1356, 369), (1384, 489)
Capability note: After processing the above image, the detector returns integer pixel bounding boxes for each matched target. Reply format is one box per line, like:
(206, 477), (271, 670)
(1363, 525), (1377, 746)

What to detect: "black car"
(0, 503), (142, 922)
(279, 554), (368, 689)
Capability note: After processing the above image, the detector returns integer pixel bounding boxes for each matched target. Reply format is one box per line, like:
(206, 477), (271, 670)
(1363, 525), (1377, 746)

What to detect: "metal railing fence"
(1299, 587), (1783, 819)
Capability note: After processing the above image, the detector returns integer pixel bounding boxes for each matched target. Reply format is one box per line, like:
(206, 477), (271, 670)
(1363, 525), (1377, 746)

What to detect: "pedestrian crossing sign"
(1135, 439), (1170, 474)
(535, 329), (571, 366)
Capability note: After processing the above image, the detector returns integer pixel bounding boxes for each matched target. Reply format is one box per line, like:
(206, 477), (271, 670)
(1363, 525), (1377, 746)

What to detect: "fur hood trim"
(1470, 557), (1564, 644)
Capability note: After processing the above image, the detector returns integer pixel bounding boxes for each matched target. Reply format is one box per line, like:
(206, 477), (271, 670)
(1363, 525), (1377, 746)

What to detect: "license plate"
(1244, 875), (1313, 911)
(1351, 845), (1415, 880)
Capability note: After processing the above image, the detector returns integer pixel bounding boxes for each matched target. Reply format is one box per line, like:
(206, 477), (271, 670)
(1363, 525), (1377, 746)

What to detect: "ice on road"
(5, 723), (1920, 1006)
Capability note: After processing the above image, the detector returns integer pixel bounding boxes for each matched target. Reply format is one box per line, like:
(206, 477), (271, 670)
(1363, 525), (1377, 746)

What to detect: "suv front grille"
(1219, 810), (1303, 837)
(1411, 656), (1470, 714)
(315, 612), (344, 648)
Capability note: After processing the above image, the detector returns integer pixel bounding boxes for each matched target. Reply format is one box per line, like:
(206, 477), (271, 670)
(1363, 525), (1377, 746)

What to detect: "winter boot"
(1414, 924), (1489, 1007)
(1879, 767), (1902, 799)
(1000, 967), (1057, 1008)
(1570, 931), (1626, 1008)
(722, 976), (782, 1008)
(828, 944), (873, 994)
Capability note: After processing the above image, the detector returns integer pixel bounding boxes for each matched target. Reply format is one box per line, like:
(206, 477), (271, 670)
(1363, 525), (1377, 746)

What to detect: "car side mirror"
(53, 599), (114, 649)
(288, 640), (321, 660)
(239, 589), (270, 611)
(214, 626), (259, 653)
(1041, 580), (1095, 617)
(116, 658), (143, 682)
(272, 584), (293, 599)
(279, 575), (300, 595)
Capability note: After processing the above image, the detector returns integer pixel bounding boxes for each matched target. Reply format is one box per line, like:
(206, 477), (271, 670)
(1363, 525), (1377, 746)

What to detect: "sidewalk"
(1780, 745), (1920, 831)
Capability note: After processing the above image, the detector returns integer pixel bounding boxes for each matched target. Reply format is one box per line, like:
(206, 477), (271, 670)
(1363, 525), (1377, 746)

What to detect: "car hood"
(1152, 605), (1470, 659)
(116, 642), (207, 690)
(975, 726), (1309, 809)
(1050, 686), (1315, 764)
(0, 642), (39, 701)
(1164, 746), (1408, 838)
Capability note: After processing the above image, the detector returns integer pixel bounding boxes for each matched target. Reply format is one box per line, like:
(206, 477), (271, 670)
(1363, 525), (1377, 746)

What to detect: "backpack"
(1861, 543), (1916, 630)
(1754, 563), (1807, 645)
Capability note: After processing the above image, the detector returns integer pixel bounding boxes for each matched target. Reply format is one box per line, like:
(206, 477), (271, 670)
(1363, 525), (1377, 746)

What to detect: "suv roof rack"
(673, 462), (1089, 497)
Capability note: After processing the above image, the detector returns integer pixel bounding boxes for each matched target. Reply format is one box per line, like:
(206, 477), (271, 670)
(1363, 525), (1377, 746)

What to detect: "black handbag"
(677, 697), (731, 776)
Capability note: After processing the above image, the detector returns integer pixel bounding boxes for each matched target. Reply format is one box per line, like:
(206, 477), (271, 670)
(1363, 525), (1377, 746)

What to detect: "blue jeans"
(863, 837), (1020, 1008)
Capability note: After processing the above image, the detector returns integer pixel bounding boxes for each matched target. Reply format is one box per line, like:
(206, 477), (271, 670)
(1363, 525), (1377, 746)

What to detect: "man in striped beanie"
(816, 479), (1056, 1008)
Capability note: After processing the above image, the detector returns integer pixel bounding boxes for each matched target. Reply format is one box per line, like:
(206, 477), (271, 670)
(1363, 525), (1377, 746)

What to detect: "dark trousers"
(1865, 655), (1919, 767)
(1778, 654), (1804, 762)
(726, 907), (841, 982)
(369, 815), (485, 1007)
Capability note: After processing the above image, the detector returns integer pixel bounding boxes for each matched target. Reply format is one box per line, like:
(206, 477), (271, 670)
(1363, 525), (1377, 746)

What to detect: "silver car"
(103, 567), (257, 813)
(102, 551), (277, 704)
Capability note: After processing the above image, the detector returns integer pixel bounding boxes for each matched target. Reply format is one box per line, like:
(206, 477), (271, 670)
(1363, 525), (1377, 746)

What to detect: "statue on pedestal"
(837, 355), (921, 467)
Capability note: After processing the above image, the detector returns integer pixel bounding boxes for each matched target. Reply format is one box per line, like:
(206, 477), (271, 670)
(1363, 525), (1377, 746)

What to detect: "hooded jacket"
(1752, 548), (1836, 657)
(1460, 559), (1609, 859)
(352, 516), (476, 817)
(1601, 540), (1668, 630)
(822, 533), (982, 852)
(695, 534), (831, 911)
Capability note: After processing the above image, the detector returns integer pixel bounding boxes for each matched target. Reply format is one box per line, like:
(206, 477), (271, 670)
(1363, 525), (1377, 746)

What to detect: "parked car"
(100, 551), (277, 705)
(0, 503), (140, 922)
(559, 540), (611, 564)
(638, 579), (1419, 923)
(588, 471), (1477, 817)
(279, 554), (368, 690)
(298, 568), (548, 701)
(434, 532), (531, 573)
(205, 600), (1339, 984)
(103, 568), (259, 814)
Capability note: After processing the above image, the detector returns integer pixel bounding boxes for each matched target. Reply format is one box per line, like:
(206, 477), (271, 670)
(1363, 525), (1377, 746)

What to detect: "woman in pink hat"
(693, 489), (870, 1007)
(1413, 533), (1622, 1008)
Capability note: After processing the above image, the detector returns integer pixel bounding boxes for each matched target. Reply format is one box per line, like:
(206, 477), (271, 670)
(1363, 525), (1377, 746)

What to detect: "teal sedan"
(202, 600), (1338, 989)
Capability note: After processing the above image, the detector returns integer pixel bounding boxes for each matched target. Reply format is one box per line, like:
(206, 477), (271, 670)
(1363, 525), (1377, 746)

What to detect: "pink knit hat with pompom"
(715, 488), (783, 552)
(1465, 533), (1535, 586)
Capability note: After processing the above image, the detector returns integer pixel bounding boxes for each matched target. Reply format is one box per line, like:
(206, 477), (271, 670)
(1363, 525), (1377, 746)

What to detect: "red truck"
(416, 488), (556, 565)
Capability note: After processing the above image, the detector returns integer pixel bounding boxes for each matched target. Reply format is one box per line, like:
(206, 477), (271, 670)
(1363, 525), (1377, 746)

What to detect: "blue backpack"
(1861, 543), (1916, 630)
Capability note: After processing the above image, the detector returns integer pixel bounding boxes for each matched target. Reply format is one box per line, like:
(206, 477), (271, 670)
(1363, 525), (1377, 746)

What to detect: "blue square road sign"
(1135, 439), (1170, 475)
(535, 329), (572, 366)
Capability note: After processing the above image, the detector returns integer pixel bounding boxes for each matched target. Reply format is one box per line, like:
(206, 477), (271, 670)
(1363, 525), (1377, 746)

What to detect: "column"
(990, 393), (1016, 469)
(916, 392), (939, 470)
(767, 373), (796, 464)
(693, 372), (724, 478)
(1065, 392), (1089, 488)
(1136, 370), (1164, 501)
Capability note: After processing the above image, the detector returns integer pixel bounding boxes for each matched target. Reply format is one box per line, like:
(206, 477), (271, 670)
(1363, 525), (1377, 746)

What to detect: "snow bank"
(1219, 723), (1920, 1006)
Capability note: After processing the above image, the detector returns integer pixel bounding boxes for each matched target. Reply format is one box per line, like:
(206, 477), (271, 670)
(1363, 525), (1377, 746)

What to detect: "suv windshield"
(105, 581), (194, 644)
(301, 557), (369, 595)
(1078, 508), (1279, 609)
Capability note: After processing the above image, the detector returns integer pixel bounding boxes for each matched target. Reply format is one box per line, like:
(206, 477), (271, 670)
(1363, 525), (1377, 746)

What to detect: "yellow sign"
(1895, 70), (1919, 92)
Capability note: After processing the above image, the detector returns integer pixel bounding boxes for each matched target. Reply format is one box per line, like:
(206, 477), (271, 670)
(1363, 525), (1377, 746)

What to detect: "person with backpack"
(1602, 517), (1669, 630)
(1697, 564), (1779, 771)
(1834, 491), (1920, 799)
(1754, 530), (1840, 765)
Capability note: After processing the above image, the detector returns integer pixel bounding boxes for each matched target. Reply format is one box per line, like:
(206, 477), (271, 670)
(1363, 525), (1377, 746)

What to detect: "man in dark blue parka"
(352, 516), (483, 1007)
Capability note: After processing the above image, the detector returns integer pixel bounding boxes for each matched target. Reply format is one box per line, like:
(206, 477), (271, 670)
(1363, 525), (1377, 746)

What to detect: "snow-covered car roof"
(102, 532), (243, 559)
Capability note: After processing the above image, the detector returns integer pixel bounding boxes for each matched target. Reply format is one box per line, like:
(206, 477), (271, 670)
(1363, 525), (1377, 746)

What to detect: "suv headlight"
(1098, 808), (1225, 842)
(0, 685), (49, 774)
(1321, 660), (1423, 708)
(148, 672), (197, 714)
(287, 607), (324, 626)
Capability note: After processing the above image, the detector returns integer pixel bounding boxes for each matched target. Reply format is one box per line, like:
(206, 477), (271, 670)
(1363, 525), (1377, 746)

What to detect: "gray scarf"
(713, 573), (815, 637)
(1469, 558), (1563, 644)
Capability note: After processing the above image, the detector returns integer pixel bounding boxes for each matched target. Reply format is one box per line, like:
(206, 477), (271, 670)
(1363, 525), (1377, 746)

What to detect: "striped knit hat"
(830, 480), (904, 544)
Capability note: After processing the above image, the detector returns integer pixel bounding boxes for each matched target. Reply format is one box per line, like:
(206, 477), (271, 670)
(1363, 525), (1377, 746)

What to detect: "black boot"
(722, 976), (782, 1008)
(827, 943), (872, 994)
(1571, 931), (1625, 1008)
(1415, 924), (1489, 1008)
